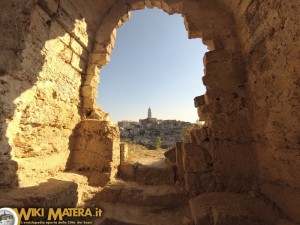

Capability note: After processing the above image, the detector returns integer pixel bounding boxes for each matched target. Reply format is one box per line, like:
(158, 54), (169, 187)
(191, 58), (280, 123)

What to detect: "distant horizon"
(97, 8), (207, 124)
(114, 107), (195, 123)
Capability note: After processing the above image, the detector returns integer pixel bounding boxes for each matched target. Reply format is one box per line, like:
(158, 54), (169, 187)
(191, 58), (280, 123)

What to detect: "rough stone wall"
(67, 120), (120, 186)
(88, 0), (256, 195)
(184, 0), (256, 194)
(219, 0), (300, 222)
(0, 0), (117, 187)
(0, 0), (299, 222)
(0, 0), (37, 188)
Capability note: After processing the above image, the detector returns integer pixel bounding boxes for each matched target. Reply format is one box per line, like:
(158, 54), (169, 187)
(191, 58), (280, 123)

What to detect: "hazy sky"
(97, 8), (207, 123)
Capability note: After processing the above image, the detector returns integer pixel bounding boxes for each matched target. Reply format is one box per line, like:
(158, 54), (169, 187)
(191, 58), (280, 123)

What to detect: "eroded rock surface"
(0, 0), (299, 224)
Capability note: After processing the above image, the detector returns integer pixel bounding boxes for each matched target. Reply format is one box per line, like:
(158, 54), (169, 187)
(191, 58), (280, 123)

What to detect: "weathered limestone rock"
(88, 182), (186, 208)
(182, 143), (216, 196)
(189, 192), (280, 225)
(183, 143), (212, 173)
(0, 161), (18, 188)
(118, 163), (175, 186)
(0, 179), (78, 207)
(175, 142), (185, 181)
(0, 0), (299, 223)
(164, 147), (176, 164)
(120, 143), (129, 164)
(68, 120), (120, 186)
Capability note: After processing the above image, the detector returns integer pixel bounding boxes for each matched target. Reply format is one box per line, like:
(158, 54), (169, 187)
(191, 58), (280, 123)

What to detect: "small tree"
(154, 136), (161, 150)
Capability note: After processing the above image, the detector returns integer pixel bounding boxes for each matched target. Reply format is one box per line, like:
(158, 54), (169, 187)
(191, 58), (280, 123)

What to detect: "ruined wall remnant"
(0, 0), (299, 223)
(67, 120), (120, 186)
(0, 0), (120, 187)
(218, 0), (300, 221)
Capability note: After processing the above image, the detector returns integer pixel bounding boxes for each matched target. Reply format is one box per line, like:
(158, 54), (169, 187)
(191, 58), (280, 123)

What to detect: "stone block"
(83, 97), (95, 110)
(121, 12), (131, 24)
(197, 106), (209, 122)
(88, 171), (110, 186)
(83, 74), (99, 88)
(89, 53), (110, 66)
(0, 179), (78, 208)
(87, 109), (105, 120)
(204, 60), (246, 85)
(118, 163), (136, 179)
(162, 0), (182, 13)
(70, 38), (89, 60)
(95, 3), (127, 44)
(202, 39), (223, 51)
(189, 192), (279, 225)
(202, 72), (245, 90)
(161, 1), (174, 14)
(184, 172), (216, 196)
(183, 143), (212, 173)
(93, 43), (113, 54)
(151, 0), (162, 9)
(203, 50), (233, 66)
(119, 163), (175, 185)
(164, 147), (176, 164)
(68, 120), (120, 186)
(120, 143), (129, 164)
(71, 52), (86, 72)
(0, 160), (18, 188)
(175, 142), (184, 181)
(190, 127), (210, 145)
(194, 95), (206, 108)
(128, 1), (145, 10)
(37, 0), (59, 16)
(86, 64), (100, 76)
(81, 85), (94, 98)
(134, 164), (175, 185)
(145, 0), (154, 9)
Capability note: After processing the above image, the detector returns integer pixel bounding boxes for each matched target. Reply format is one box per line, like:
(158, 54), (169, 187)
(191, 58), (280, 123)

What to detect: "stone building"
(0, 0), (299, 224)
(139, 107), (160, 125)
(119, 108), (191, 148)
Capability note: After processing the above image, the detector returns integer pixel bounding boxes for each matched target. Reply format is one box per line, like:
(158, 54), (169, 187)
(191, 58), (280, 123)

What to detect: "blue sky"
(97, 8), (207, 123)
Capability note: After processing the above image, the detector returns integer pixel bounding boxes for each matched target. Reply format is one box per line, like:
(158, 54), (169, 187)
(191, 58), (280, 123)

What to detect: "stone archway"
(0, 0), (299, 223)
(78, 0), (256, 194)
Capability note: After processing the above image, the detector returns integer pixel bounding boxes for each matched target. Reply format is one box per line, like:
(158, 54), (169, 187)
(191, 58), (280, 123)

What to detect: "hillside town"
(118, 108), (191, 149)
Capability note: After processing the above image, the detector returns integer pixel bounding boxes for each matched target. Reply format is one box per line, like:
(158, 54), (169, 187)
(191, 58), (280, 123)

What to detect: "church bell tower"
(148, 107), (152, 119)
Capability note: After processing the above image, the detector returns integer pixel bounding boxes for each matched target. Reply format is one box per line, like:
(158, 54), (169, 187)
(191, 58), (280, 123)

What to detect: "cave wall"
(0, 0), (299, 222)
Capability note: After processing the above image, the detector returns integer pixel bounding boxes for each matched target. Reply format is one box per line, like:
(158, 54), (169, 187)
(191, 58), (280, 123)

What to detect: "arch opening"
(74, 0), (256, 194)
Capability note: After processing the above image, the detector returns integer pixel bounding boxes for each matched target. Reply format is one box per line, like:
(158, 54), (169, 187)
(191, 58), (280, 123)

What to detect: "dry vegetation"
(123, 141), (167, 167)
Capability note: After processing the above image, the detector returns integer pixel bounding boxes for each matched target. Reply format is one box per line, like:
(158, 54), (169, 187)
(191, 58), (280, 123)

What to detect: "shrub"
(181, 120), (204, 143)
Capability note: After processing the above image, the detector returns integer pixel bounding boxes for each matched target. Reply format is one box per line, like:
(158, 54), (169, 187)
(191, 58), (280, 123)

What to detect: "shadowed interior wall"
(220, 0), (300, 221)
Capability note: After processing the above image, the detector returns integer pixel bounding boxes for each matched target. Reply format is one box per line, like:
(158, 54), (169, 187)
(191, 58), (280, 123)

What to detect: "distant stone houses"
(118, 108), (191, 149)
